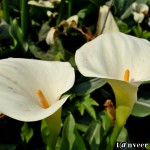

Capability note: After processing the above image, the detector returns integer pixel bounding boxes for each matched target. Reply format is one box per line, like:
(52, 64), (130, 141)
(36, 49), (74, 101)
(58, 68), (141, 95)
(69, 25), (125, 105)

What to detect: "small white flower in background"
(28, 0), (61, 8)
(66, 15), (78, 26)
(46, 15), (78, 45)
(0, 58), (75, 122)
(131, 2), (149, 23)
(47, 11), (53, 17)
(46, 27), (56, 45)
(75, 32), (150, 126)
(96, 5), (119, 35)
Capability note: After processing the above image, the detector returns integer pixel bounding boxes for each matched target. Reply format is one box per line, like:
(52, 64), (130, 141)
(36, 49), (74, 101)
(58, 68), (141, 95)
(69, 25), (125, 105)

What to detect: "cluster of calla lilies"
(1, 31), (150, 149)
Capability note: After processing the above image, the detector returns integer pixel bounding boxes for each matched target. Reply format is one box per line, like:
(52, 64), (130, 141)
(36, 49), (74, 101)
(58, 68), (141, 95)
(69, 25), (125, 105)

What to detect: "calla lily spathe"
(75, 32), (150, 125)
(96, 5), (119, 35)
(0, 58), (75, 122)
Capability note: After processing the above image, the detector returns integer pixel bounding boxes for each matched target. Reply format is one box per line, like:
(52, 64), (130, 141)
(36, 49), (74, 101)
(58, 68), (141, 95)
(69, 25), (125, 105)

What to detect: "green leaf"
(9, 19), (28, 55)
(70, 78), (106, 96)
(132, 24), (143, 37)
(0, 19), (12, 45)
(78, 9), (87, 19)
(117, 127), (128, 142)
(114, 0), (134, 17)
(41, 109), (61, 150)
(20, 122), (33, 143)
(41, 119), (51, 145)
(116, 19), (131, 33)
(0, 144), (16, 150)
(143, 31), (150, 39)
(29, 38), (65, 61)
(29, 45), (52, 60)
(61, 113), (86, 150)
(76, 94), (99, 119)
(84, 120), (102, 150)
(136, 0), (148, 3)
(120, 5), (132, 20)
(38, 23), (50, 42)
(131, 98), (150, 117)
(146, 143), (150, 150)
(84, 111), (113, 150)
(76, 123), (89, 133)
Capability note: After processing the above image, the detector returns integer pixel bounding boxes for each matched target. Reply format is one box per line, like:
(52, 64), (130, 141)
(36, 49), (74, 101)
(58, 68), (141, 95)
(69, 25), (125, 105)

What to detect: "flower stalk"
(2, 0), (10, 23)
(20, 0), (29, 39)
(106, 123), (123, 150)
(45, 108), (62, 150)
(56, 0), (65, 25)
(68, 0), (72, 18)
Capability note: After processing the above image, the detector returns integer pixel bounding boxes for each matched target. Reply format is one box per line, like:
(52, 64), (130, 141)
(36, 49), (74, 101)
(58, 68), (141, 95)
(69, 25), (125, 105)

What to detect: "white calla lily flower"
(75, 32), (150, 126)
(0, 58), (75, 122)
(96, 5), (119, 35)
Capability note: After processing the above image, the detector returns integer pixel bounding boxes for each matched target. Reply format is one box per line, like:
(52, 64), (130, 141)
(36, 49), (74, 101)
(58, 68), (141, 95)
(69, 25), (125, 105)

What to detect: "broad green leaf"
(61, 113), (86, 150)
(84, 111), (113, 150)
(120, 7), (132, 20)
(114, 0), (134, 17)
(76, 123), (89, 132)
(9, 19), (28, 55)
(84, 120), (102, 150)
(131, 98), (150, 117)
(97, 111), (113, 136)
(20, 122), (33, 143)
(55, 137), (62, 150)
(75, 94), (99, 119)
(70, 78), (106, 96)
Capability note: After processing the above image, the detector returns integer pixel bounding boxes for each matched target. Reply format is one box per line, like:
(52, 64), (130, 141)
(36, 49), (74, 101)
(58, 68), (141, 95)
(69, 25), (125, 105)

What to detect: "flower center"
(124, 69), (130, 82)
(36, 89), (50, 109)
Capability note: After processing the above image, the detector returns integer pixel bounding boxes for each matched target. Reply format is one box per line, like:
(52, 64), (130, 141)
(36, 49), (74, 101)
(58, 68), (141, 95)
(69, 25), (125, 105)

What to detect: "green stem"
(106, 123), (123, 150)
(68, 0), (72, 18)
(2, 0), (10, 23)
(20, 0), (29, 39)
(56, 0), (65, 25)
(45, 108), (62, 150)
